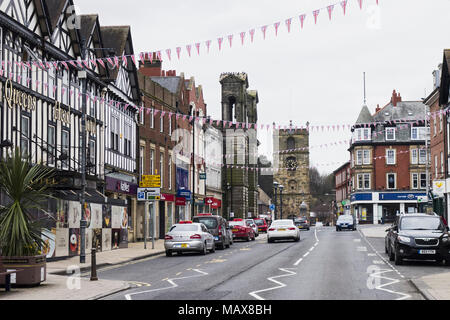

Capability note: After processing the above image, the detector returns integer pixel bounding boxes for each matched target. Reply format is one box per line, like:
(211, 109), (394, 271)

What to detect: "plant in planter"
(0, 148), (54, 286)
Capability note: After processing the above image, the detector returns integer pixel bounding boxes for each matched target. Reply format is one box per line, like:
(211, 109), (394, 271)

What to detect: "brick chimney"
(138, 53), (163, 77)
(391, 90), (402, 107)
(375, 104), (381, 113)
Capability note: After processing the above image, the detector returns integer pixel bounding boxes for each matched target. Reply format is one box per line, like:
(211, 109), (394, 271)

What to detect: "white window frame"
(441, 152), (444, 177)
(435, 155), (438, 177)
(386, 127), (396, 141)
(412, 173), (419, 190)
(363, 150), (371, 165)
(386, 173), (397, 190)
(140, 146), (144, 177)
(356, 150), (363, 165)
(160, 112), (164, 133)
(411, 149), (418, 165)
(357, 173), (371, 190)
(419, 149), (427, 165)
(386, 149), (396, 165)
(160, 152), (164, 188)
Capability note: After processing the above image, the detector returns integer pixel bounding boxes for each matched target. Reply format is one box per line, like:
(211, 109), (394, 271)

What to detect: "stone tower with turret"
(220, 73), (259, 219)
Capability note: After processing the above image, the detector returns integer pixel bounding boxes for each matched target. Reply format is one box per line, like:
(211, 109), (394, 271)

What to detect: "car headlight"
(398, 236), (411, 243)
(442, 235), (449, 243)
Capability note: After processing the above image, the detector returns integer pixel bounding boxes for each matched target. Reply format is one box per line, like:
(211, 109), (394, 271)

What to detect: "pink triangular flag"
(249, 29), (255, 42)
(186, 45), (192, 57)
(240, 32), (246, 45)
(261, 25), (268, 39)
(327, 5), (334, 20)
(195, 43), (201, 55)
(274, 22), (280, 36)
(217, 37), (223, 51)
(226, 35), (232, 48)
(285, 18), (292, 33)
(206, 40), (212, 53)
(313, 10), (320, 24)
(358, 0), (363, 9)
(176, 47), (182, 59)
(341, 0), (348, 15)
(299, 14), (306, 29)
(166, 49), (172, 61)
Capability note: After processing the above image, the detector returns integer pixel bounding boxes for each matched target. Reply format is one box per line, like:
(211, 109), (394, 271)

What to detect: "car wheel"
(165, 250), (172, 257)
(218, 242), (225, 250)
(436, 258), (444, 265)
(226, 240), (231, 249)
(201, 242), (207, 255)
(336, 228), (339, 232)
(209, 243), (216, 253)
(268, 238), (273, 243)
(388, 243), (395, 261)
(394, 248), (403, 266)
(246, 235), (251, 242)
(385, 243), (389, 254)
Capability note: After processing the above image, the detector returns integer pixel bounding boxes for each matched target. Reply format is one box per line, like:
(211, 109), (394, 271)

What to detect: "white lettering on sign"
(120, 182), (130, 193)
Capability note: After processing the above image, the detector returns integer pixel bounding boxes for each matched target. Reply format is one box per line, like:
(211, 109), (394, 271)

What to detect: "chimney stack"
(375, 104), (381, 113)
(391, 90), (402, 107)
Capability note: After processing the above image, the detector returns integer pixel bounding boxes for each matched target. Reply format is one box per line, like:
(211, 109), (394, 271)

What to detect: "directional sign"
(137, 187), (161, 201)
(140, 175), (161, 188)
(270, 204), (276, 211)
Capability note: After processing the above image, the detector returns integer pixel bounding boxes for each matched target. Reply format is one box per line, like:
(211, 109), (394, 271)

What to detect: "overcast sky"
(76, 0), (450, 175)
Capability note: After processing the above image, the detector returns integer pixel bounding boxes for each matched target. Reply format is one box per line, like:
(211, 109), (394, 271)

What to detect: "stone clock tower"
(273, 124), (311, 219)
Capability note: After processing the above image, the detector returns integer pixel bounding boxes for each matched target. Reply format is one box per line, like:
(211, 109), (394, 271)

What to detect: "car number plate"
(232, 229), (238, 232)
(278, 229), (286, 232)
(419, 250), (436, 254)
(174, 244), (188, 248)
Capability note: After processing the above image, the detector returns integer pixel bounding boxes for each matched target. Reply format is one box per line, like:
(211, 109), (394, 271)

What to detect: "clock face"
(285, 158), (298, 170)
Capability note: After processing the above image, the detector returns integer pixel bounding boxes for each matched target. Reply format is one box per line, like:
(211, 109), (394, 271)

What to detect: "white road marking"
(293, 258), (303, 266)
(249, 268), (297, 300)
(368, 253), (377, 257)
(373, 260), (385, 265)
(124, 269), (208, 300)
(358, 229), (411, 299)
(367, 268), (411, 300)
(357, 246), (368, 252)
(303, 252), (310, 258)
(354, 239), (361, 243)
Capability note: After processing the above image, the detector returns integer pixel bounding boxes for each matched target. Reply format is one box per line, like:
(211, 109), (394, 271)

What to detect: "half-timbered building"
(0, 0), (139, 257)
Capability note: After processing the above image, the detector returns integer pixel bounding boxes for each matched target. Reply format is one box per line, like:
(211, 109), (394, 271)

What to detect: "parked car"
(336, 215), (357, 231)
(267, 219), (301, 243)
(192, 214), (231, 249)
(294, 217), (310, 231)
(226, 221), (234, 246)
(229, 219), (256, 241)
(254, 218), (269, 233)
(164, 221), (215, 256)
(385, 213), (450, 266)
(245, 219), (259, 237)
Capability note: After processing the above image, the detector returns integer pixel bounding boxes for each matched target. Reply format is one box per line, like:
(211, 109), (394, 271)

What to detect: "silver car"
(164, 222), (215, 257)
(246, 219), (259, 238)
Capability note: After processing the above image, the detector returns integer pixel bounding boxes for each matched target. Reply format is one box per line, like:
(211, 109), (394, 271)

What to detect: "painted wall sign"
(4, 79), (36, 111)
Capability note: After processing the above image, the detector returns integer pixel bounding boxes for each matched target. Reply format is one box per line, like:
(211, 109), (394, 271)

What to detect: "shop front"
(205, 197), (222, 215)
(160, 193), (176, 236)
(105, 176), (138, 244)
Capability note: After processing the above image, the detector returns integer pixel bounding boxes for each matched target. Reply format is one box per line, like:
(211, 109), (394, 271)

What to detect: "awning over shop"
(53, 189), (127, 206)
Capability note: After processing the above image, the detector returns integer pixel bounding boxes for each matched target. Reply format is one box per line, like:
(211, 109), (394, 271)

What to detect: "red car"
(254, 218), (268, 233)
(229, 219), (255, 241)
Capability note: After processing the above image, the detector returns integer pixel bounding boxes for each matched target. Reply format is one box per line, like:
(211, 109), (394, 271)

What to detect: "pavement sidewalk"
(0, 240), (165, 300)
(410, 272), (450, 300)
(359, 225), (389, 238)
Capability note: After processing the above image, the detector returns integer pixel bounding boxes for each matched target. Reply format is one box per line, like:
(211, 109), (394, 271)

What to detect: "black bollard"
(90, 248), (98, 281)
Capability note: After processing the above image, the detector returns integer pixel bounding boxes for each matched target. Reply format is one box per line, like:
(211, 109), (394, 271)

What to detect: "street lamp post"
(273, 182), (279, 220)
(279, 185), (284, 220)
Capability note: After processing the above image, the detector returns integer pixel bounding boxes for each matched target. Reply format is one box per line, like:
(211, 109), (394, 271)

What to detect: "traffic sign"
(140, 175), (161, 188)
(270, 204), (276, 211)
(137, 187), (161, 201)
(199, 173), (207, 180)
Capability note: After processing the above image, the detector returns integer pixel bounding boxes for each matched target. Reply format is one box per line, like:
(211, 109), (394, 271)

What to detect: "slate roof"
(151, 77), (182, 94)
(373, 101), (427, 122)
(355, 105), (374, 124)
(100, 26), (130, 80)
(79, 15), (98, 43)
(43, 0), (66, 32)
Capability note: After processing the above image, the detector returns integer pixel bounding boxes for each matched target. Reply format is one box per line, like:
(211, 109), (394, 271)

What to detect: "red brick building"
(348, 90), (428, 224)
(333, 161), (351, 216)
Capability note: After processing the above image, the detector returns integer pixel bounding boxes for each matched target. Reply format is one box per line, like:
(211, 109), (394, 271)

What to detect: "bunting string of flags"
(7, 0), (379, 72)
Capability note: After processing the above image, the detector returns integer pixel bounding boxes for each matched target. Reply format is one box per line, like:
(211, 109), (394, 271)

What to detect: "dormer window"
(353, 128), (371, 142)
(386, 127), (396, 141)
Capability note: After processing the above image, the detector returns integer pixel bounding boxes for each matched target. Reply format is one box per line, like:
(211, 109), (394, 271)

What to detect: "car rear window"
(338, 216), (353, 222)
(169, 225), (199, 232)
(229, 221), (245, 227)
(193, 217), (218, 229)
(271, 220), (294, 226)
(254, 219), (264, 225)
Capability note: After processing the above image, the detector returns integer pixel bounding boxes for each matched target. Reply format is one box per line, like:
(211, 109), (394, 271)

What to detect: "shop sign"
(433, 180), (446, 196)
(351, 193), (372, 202)
(379, 193), (426, 201)
(4, 79), (36, 112)
(176, 197), (186, 206)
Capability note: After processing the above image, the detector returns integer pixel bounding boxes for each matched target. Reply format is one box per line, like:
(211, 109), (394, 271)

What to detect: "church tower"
(273, 123), (311, 219)
(220, 73), (259, 219)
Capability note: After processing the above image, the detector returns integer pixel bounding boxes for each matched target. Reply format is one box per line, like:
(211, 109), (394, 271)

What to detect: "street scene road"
(94, 226), (423, 300)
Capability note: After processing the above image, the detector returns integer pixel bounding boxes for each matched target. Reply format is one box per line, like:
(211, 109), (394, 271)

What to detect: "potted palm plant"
(0, 148), (54, 286)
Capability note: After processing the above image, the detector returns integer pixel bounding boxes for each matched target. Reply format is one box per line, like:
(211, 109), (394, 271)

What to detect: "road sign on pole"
(140, 175), (161, 188)
(138, 187), (161, 201)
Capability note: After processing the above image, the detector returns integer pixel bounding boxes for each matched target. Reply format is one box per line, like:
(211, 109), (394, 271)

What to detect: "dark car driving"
(385, 213), (450, 266)
(294, 217), (310, 231)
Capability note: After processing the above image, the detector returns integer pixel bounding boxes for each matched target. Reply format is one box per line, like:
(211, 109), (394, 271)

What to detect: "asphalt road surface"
(95, 226), (424, 300)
